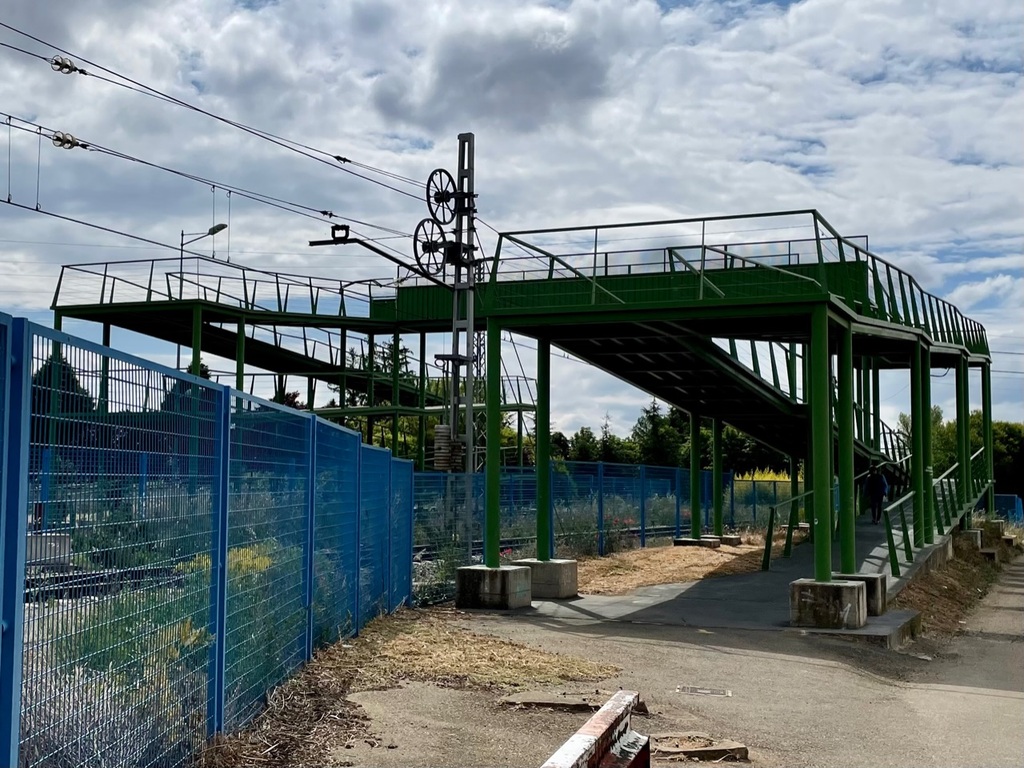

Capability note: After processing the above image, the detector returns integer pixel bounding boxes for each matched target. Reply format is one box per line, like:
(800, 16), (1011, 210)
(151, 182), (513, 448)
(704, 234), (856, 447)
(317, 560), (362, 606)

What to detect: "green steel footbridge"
(53, 209), (996, 583)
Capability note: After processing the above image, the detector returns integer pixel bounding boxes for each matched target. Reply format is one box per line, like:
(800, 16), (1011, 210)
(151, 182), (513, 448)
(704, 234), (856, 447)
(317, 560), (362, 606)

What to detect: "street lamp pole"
(176, 223), (227, 371)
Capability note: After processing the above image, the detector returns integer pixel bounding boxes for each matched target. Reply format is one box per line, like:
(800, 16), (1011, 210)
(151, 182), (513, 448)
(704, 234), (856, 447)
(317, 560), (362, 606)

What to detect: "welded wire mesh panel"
(223, 397), (309, 730)
(359, 446), (391, 626)
(312, 422), (359, 646)
(597, 463), (642, 555)
(389, 459), (414, 611)
(644, 466), (678, 542)
(552, 462), (600, 557)
(411, 472), (473, 604)
(20, 327), (215, 768)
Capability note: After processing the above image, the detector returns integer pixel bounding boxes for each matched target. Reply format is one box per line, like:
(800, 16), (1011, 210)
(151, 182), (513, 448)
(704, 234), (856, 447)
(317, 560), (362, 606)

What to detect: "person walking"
(865, 465), (889, 524)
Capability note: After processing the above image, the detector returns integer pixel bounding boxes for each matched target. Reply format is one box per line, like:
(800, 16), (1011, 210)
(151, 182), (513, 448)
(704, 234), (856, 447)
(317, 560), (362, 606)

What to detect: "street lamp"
(177, 223), (227, 370)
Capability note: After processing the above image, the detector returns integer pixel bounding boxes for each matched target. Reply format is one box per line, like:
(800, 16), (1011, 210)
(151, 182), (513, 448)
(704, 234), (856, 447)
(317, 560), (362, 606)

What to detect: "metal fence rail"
(0, 312), (413, 768)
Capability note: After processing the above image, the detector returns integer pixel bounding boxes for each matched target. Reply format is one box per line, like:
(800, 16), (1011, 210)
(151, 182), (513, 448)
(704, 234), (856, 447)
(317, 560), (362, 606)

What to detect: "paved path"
(465, 555), (1024, 768)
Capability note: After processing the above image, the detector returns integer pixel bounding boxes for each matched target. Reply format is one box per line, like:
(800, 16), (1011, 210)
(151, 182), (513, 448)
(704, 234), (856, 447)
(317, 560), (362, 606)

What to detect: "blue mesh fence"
(359, 446), (391, 626)
(223, 396), (310, 730)
(994, 494), (1023, 523)
(0, 317), (411, 768)
(390, 459), (414, 611)
(18, 326), (217, 768)
(312, 421), (360, 646)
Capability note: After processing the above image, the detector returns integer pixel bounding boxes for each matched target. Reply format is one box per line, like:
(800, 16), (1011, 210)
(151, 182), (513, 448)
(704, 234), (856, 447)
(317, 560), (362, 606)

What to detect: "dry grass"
(892, 533), (1005, 636)
(578, 529), (806, 596)
(196, 608), (618, 767)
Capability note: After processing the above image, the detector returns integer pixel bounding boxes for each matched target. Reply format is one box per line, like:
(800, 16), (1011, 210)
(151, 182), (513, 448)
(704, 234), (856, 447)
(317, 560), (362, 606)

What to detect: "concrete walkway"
(529, 516), (931, 636)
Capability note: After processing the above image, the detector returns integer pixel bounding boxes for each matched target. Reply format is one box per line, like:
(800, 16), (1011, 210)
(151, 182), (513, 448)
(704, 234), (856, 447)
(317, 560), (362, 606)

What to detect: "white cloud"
(0, 0), (1022, 437)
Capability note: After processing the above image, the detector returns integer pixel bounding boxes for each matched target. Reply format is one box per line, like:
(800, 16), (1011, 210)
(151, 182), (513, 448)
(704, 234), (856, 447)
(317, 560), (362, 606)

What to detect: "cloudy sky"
(1, 0), (1021, 440)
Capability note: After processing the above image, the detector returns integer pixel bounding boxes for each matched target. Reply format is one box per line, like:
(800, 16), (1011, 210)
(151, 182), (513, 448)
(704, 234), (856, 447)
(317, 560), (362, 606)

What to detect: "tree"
(599, 413), (638, 464)
(632, 399), (683, 466)
(160, 360), (214, 413)
(568, 426), (600, 462)
(550, 431), (571, 460)
(31, 351), (94, 415)
(272, 391), (307, 410)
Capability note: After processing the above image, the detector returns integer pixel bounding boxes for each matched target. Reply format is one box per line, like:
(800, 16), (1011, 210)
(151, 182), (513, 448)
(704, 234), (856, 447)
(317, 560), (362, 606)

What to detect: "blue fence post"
(138, 452), (148, 518)
(729, 472), (735, 528)
(303, 413), (317, 662)
(675, 467), (682, 538)
(1, 318), (31, 767)
(773, 480), (779, 510)
(752, 479), (757, 524)
(596, 462), (605, 556)
(407, 464), (414, 607)
(206, 384), (231, 738)
(386, 454), (393, 613)
(639, 465), (647, 547)
(39, 447), (51, 530)
(352, 433), (362, 635)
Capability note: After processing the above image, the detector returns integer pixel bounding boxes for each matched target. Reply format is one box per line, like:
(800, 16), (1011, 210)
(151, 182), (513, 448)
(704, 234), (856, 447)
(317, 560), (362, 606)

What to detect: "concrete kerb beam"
(832, 572), (887, 616)
(541, 690), (650, 768)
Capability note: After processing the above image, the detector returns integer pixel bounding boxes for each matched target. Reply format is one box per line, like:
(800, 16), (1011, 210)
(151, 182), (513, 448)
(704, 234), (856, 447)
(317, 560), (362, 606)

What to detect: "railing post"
(597, 461), (606, 556)
(1, 319), (31, 767)
(639, 464), (647, 548)
(304, 413), (317, 661)
(206, 384), (231, 738)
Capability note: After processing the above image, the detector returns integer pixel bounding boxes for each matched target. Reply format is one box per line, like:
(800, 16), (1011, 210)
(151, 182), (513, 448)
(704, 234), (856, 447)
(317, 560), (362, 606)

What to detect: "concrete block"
(26, 533), (72, 566)
(964, 529), (982, 550)
(720, 534), (743, 546)
(979, 548), (998, 562)
(698, 536), (721, 549)
(672, 537), (701, 547)
(1002, 534), (1018, 548)
(790, 578), (868, 629)
(984, 519), (1006, 536)
(832, 572), (887, 616)
(455, 565), (531, 610)
(510, 558), (577, 599)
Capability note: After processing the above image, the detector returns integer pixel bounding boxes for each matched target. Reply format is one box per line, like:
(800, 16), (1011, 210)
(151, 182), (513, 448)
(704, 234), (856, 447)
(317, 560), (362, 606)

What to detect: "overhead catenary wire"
(1, 110), (414, 238)
(0, 21), (425, 200)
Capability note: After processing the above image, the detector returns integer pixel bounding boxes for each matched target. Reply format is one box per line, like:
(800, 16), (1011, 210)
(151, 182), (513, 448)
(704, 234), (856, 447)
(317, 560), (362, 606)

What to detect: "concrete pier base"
(455, 565), (532, 610)
(673, 538), (701, 547)
(699, 536), (721, 549)
(510, 558), (578, 599)
(832, 572), (887, 616)
(721, 534), (743, 546)
(790, 579), (867, 629)
(965, 529), (983, 550)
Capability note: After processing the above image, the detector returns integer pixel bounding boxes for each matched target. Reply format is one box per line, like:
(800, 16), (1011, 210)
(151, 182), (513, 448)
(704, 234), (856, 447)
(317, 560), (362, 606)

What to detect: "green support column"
(484, 320), (501, 568)
(789, 456), (800, 522)
(809, 304), (832, 582)
(516, 412), (524, 468)
(99, 323), (111, 415)
(712, 417), (723, 536)
(922, 346), (934, 543)
(872, 363), (881, 452)
(982, 363), (994, 517)
(690, 410), (702, 538)
(837, 324), (856, 573)
(803, 344), (814, 528)
(861, 358), (871, 447)
(910, 343), (925, 547)
(536, 338), (552, 561)
(235, 318), (245, 393)
(191, 306), (202, 376)
(418, 333), (427, 472)
(367, 332), (376, 446)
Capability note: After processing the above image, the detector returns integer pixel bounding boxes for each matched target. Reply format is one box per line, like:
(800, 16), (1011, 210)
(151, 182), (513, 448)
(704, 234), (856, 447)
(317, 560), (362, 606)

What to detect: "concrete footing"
(510, 558), (578, 599)
(965, 529), (983, 549)
(455, 565), (532, 610)
(721, 534), (742, 546)
(673, 537), (701, 547)
(699, 536), (721, 549)
(790, 579), (867, 629)
(832, 572), (887, 616)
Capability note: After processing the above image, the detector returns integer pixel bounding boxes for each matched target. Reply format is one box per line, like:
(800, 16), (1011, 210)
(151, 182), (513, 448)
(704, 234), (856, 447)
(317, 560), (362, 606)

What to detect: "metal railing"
(491, 210), (989, 355)
(0, 312), (413, 768)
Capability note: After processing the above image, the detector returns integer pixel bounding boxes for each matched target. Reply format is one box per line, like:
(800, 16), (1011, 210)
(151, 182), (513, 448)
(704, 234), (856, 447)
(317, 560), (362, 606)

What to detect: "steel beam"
(536, 338), (552, 560)
(690, 410), (702, 538)
(922, 346), (934, 543)
(485, 319), (501, 567)
(838, 323), (856, 573)
(982, 363), (994, 517)
(911, 343), (925, 547)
